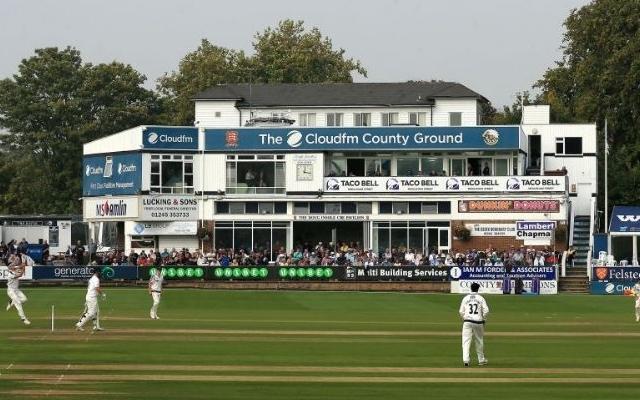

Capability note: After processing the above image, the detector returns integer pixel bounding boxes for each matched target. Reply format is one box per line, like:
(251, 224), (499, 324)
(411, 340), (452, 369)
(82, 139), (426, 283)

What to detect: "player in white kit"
(459, 282), (489, 367)
(5, 253), (30, 325)
(75, 268), (105, 331)
(148, 268), (164, 319)
(632, 281), (640, 322)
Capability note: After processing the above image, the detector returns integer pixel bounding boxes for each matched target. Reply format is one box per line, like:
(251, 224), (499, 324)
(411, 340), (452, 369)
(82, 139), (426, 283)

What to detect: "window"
(409, 112), (427, 126)
(357, 202), (372, 214)
(449, 112), (462, 126)
(365, 158), (391, 176)
(215, 111), (221, 118)
(327, 159), (347, 177)
(226, 154), (285, 194)
(421, 157), (444, 176)
(341, 202), (357, 214)
(325, 202), (341, 214)
(450, 159), (466, 176)
(216, 202), (286, 214)
(294, 202), (309, 214)
(326, 113), (343, 127)
(494, 159), (509, 176)
(396, 157), (420, 176)
(354, 113), (371, 126)
(150, 154), (194, 194)
(299, 113), (316, 127)
(556, 137), (582, 155)
(392, 202), (409, 214)
(381, 112), (399, 126)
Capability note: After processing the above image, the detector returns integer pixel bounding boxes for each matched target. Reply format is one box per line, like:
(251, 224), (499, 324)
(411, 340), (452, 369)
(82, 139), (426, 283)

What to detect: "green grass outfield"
(1, 288), (639, 399)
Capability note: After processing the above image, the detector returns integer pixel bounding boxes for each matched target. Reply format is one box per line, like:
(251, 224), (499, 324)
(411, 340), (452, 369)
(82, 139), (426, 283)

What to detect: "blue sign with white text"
(590, 281), (635, 295)
(205, 126), (521, 151)
(609, 206), (640, 233)
(83, 153), (142, 196)
(449, 265), (557, 280)
(142, 126), (199, 150)
(592, 267), (640, 281)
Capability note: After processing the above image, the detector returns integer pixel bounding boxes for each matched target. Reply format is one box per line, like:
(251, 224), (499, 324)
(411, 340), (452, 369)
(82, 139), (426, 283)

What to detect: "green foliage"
(158, 19), (367, 125)
(534, 0), (640, 210)
(0, 47), (160, 214)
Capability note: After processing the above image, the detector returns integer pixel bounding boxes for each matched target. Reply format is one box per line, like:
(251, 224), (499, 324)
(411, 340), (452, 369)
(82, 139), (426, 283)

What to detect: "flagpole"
(604, 118), (608, 233)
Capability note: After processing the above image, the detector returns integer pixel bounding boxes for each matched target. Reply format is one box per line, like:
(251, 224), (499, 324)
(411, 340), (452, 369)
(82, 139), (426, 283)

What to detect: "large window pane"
(374, 226), (389, 253)
(215, 228), (233, 250)
(253, 229), (271, 253)
(365, 159), (391, 176)
(495, 159), (509, 176)
(327, 159), (347, 177)
(409, 229), (423, 254)
(391, 229), (408, 251)
(161, 161), (183, 188)
(421, 157), (444, 176)
(234, 228), (252, 252)
(396, 158), (420, 176)
(272, 228), (287, 256)
(450, 159), (465, 176)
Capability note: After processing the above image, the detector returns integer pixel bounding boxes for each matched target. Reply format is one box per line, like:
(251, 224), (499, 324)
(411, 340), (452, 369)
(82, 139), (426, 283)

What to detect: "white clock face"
(297, 164), (313, 181)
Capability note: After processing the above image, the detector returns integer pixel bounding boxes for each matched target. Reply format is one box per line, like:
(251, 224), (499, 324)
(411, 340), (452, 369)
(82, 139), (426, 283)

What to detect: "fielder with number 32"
(459, 282), (489, 367)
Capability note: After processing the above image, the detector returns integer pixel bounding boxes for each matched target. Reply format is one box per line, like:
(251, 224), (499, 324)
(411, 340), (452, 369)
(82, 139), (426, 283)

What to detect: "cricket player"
(75, 268), (105, 331)
(459, 282), (489, 367)
(148, 268), (164, 319)
(5, 253), (30, 325)
(632, 281), (640, 322)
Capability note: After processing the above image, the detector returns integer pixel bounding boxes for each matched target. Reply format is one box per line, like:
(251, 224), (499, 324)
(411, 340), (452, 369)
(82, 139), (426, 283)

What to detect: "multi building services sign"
(324, 176), (565, 193)
(82, 153), (142, 196)
(142, 126), (199, 150)
(205, 126), (521, 151)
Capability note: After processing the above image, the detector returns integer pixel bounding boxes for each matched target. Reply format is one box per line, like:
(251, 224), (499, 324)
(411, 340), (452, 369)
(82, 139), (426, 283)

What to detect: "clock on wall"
(296, 163), (313, 181)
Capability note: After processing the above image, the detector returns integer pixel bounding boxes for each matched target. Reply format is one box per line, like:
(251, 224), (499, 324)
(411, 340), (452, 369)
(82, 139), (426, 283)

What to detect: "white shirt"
(459, 293), (490, 323)
(149, 273), (164, 292)
(6, 269), (20, 290)
(86, 275), (100, 301)
(633, 283), (640, 298)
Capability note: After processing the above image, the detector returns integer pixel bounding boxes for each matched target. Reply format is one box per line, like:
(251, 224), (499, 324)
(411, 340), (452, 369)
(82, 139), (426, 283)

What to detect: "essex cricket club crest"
(595, 267), (608, 281)
(225, 130), (239, 147)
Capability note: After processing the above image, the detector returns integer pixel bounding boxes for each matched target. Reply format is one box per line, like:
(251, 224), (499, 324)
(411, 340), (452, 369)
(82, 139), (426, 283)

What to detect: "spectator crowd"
(89, 242), (562, 269)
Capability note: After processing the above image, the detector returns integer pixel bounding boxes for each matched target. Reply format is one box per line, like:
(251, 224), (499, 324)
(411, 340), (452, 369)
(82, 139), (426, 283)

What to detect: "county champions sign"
(205, 126), (521, 151)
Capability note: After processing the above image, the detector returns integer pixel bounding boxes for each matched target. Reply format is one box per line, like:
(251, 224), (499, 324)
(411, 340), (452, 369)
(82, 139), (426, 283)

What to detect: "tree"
(535, 0), (640, 212)
(0, 47), (160, 214)
(252, 20), (366, 84)
(158, 40), (251, 126)
(158, 20), (367, 125)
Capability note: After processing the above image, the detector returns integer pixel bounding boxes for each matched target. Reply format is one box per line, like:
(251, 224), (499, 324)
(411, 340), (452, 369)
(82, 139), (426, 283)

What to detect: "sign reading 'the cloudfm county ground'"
(205, 126), (521, 151)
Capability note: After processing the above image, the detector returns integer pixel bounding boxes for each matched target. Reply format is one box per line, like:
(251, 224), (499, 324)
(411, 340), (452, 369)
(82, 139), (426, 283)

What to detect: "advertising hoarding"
(324, 176), (565, 193)
(139, 196), (200, 221)
(206, 126), (521, 151)
(82, 153), (142, 196)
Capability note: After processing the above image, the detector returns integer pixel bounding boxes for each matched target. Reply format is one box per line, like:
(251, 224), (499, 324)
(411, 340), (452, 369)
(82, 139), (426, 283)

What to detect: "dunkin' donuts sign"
(458, 200), (560, 213)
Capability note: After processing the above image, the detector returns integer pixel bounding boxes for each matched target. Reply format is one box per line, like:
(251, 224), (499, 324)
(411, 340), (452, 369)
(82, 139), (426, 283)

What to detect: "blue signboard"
(590, 281), (635, 295)
(205, 126), (521, 151)
(83, 153), (142, 196)
(449, 265), (557, 280)
(609, 206), (640, 233)
(32, 266), (138, 280)
(592, 266), (640, 281)
(142, 126), (199, 150)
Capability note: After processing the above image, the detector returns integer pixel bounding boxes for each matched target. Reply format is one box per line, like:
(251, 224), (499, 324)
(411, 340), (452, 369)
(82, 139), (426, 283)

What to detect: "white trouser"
(462, 321), (486, 364)
(635, 299), (640, 319)
(150, 292), (161, 318)
(77, 298), (99, 327)
(8, 289), (27, 320)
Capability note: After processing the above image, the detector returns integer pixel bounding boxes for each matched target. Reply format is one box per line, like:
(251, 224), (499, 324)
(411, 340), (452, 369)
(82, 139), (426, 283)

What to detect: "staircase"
(571, 215), (591, 266)
(558, 266), (589, 293)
